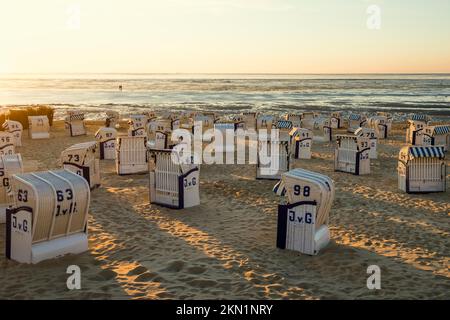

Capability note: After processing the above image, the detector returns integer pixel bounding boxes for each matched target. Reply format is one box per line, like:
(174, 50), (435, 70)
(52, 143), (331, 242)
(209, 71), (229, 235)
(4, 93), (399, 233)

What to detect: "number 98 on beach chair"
(5, 170), (90, 264)
(148, 147), (200, 209)
(273, 169), (335, 255)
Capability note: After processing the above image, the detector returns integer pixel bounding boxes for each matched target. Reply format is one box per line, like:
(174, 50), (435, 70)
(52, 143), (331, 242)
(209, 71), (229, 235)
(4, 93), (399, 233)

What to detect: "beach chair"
(232, 115), (246, 131)
(95, 127), (117, 160)
(284, 114), (302, 128)
(2, 120), (23, 147)
(330, 111), (343, 129)
(106, 111), (120, 128)
(0, 132), (15, 157)
(213, 122), (236, 155)
(147, 119), (172, 149)
(28, 116), (50, 139)
(193, 114), (215, 141)
(354, 127), (378, 159)
(0, 154), (23, 224)
(148, 147), (200, 209)
(273, 169), (335, 255)
(406, 114), (430, 145)
(5, 169), (90, 264)
(128, 114), (148, 137)
(398, 146), (446, 193)
(422, 125), (450, 151)
(116, 136), (148, 175)
(347, 114), (367, 133)
(290, 128), (313, 159)
(301, 112), (319, 130)
(312, 118), (333, 142)
(256, 132), (290, 180)
(256, 115), (275, 134)
(275, 120), (293, 139)
(61, 141), (100, 189)
(334, 135), (370, 175)
(368, 116), (390, 139)
(65, 111), (86, 137)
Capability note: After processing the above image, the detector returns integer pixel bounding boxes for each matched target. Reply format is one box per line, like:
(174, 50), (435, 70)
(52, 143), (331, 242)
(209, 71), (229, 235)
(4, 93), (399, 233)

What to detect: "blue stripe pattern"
(433, 125), (450, 135)
(409, 146), (445, 159)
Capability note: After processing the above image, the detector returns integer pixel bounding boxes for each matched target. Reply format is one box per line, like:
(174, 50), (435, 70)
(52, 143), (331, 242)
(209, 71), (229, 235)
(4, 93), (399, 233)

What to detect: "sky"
(0, 0), (449, 74)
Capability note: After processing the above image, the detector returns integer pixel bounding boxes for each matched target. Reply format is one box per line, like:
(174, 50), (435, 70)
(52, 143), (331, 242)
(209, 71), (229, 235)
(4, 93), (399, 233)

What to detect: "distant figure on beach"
(119, 85), (123, 91)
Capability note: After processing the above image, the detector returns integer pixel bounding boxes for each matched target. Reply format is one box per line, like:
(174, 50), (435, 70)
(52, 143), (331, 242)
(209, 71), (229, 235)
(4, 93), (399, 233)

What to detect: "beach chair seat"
(61, 141), (100, 189)
(0, 132), (15, 157)
(116, 136), (148, 175)
(273, 169), (335, 255)
(290, 128), (313, 159)
(148, 147), (200, 209)
(406, 114), (429, 145)
(335, 135), (370, 175)
(64, 111), (86, 137)
(0, 154), (23, 224)
(2, 120), (23, 147)
(330, 111), (343, 129)
(28, 116), (50, 139)
(128, 114), (148, 137)
(95, 127), (117, 160)
(368, 116), (390, 139)
(422, 125), (450, 151)
(5, 169), (90, 264)
(398, 146), (446, 193)
(354, 127), (378, 159)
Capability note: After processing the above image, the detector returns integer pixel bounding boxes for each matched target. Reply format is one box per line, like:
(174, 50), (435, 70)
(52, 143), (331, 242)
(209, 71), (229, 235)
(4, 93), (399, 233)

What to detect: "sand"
(0, 120), (449, 300)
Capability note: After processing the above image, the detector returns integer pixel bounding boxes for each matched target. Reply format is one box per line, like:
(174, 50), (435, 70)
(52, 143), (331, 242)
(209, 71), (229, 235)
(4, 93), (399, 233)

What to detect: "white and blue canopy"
(408, 146), (445, 159)
(349, 114), (361, 121)
(276, 120), (293, 129)
(433, 125), (450, 136)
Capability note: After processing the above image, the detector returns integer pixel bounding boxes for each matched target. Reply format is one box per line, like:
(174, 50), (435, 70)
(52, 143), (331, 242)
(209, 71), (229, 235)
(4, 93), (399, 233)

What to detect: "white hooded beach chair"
(368, 115), (391, 139)
(128, 114), (148, 137)
(284, 114), (302, 128)
(273, 169), (335, 255)
(312, 118), (333, 142)
(398, 146), (446, 193)
(106, 111), (120, 128)
(275, 120), (293, 137)
(148, 147), (200, 209)
(0, 132), (15, 157)
(0, 154), (23, 224)
(347, 114), (367, 133)
(422, 125), (450, 151)
(95, 127), (117, 160)
(330, 111), (343, 129)
(5, 169), (90, 264)
(301, 112), (319, 130)
(290, 128), (313, 159)
(256, 132), (290, 180)
(65, 111), (86, 137)
(213, 122), (236, 154)
(2, 120), (23, 147)
(193, 114), (215, 141)
(147, 118), (172, 149)
(61, 141), (100, 189)
(28, 116), (50, 139)
(406, 114), (429, 145)
(116, 136), (148, 175)
(354, 127), (377, 159)
(335, 135), (371, 175)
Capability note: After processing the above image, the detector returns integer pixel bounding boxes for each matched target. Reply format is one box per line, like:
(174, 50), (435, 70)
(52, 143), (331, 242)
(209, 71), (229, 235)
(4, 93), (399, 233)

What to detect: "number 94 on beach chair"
(273, 169), (335, 255)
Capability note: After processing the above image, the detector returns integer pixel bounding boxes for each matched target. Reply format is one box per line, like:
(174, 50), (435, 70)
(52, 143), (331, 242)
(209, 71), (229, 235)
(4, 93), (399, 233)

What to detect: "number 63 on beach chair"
(5, 170), (90, 264)
(273, 169), (335, 255)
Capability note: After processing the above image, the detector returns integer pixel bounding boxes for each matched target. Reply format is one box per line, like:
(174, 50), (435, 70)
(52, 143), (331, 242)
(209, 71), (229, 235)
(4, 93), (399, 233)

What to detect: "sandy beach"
(0, 119), (448, 300)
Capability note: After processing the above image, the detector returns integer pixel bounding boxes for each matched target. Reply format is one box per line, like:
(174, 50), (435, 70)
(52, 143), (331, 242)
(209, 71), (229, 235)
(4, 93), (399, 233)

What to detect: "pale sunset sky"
(0, 0), (449, 74)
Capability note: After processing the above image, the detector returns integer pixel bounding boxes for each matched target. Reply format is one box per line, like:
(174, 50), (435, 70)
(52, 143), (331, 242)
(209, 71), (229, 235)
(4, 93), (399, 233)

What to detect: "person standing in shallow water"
(119, 85), (123, 91)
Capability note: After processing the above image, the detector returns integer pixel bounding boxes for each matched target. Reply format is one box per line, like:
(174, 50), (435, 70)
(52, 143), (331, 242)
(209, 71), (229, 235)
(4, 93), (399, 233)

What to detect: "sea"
(1, 73), (449, 120)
